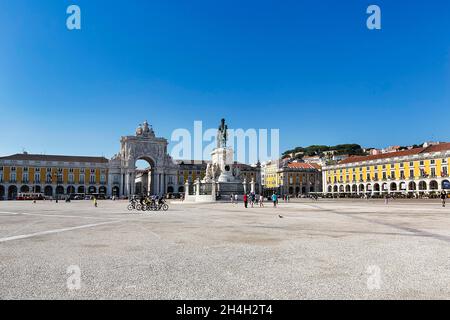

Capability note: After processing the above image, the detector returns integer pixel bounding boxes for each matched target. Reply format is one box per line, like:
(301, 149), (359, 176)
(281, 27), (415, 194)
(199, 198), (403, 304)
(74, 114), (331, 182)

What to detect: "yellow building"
(262, 159), (322, 196)
(0, 153), (109, 200)
(323, 143), (450, 196)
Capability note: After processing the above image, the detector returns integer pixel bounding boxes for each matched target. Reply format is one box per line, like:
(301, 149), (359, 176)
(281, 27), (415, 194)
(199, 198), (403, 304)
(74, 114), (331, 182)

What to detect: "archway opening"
(56, 186), (64, 196)
(443, 180), (450, 190)
(429, 180), (438, 190)
(112, 186), (120, 197)
(44, 186), (53, 197)
(135, 158), (154, 196)
(390, 183), (397, 191)
(8, 185), (18, 200)
(67, 186), (75, 195)
(0, 185), (5, 200)
(419, 181), (427, 191)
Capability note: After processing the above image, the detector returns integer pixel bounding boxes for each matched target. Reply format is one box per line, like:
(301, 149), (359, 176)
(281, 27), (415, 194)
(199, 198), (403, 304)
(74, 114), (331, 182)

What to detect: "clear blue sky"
(0, 0), (449, 159)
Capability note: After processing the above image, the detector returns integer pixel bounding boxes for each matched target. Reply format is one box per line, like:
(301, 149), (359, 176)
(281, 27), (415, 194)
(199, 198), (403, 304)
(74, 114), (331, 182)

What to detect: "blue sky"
(0, 0), (449, 159)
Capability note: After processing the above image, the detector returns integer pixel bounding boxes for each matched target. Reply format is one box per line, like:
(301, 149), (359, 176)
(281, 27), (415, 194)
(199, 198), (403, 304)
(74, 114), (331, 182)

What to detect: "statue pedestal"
(211, 147), (237, 183)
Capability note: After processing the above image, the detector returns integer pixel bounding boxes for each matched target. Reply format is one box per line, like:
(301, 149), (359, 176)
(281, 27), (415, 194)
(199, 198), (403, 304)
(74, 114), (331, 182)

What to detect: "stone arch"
(408, 181), (417, 191)
(44, 185), (53, 197)
(399, 182), (407, 191)
(88, 186), (97, 194)
(0, 185), (5, 200)
(34, 185), (41, 193)
(178, 186), (185, 193)
(352, 184), (357, 193)
(112, 186), (120, 196)
(339, 185), (344, 193)
(359, 184), (365, 192)
(119, 123), (181, 198)
(99, 186), (107, 194)
(429, 180), (438, 190)
(327, 186), (332, 193)
(8, 185), (18, 199)
(442, 180), (450, 190)
(418, 181), (427, 191)
(67, 185), (75, 195)
(78, 186), (85, 194)
(333, 185), (338, 193)
(390, 182), (398, 191)
(288, 187), (294, 194)
(56, 186), (65, 195)
(134, 156), (156, 196)
(345, 185), (351, 193)
(20, 185), (29, 193)
(373, 183), (380, 192)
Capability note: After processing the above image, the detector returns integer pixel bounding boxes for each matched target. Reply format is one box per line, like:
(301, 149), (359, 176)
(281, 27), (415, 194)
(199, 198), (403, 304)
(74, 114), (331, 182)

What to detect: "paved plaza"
(1, 199), (450, 299)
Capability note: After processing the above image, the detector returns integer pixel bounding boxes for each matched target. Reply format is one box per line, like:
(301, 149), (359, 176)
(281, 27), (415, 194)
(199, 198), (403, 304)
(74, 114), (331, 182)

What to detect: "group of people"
(135, 194), (165, 207)
(231, 192), (280, 208)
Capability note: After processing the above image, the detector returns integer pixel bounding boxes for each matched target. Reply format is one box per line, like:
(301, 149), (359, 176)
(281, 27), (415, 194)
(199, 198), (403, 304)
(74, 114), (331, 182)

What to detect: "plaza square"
(1, 199), (450, 299)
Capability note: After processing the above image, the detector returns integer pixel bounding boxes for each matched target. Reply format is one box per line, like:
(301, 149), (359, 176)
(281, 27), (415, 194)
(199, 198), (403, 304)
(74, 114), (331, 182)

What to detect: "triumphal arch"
(108, 121), (179, 197)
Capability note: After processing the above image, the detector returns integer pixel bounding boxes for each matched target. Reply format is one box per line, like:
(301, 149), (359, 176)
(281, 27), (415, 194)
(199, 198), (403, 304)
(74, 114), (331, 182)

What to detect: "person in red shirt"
(243, 194), (248, 208)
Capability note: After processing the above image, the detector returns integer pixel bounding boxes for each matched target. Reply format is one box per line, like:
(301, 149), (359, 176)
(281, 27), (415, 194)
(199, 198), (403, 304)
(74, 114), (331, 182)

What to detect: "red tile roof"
(338, 142), (450, 165)
(287, 162), (320, 170)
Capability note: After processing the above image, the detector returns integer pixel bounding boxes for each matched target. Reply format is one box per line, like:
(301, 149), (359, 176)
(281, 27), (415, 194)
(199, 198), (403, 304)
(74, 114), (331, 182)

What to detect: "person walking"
(93, 197), (98, 208)
(230, 193), (234, 204)
(441, 191), (447, 207)
(250, 193), (255, 208)
(243, 194), (248, 208)
(234, 193), (238, 204)
(272, 193), (277, 208)
(259, 194), (264, 207)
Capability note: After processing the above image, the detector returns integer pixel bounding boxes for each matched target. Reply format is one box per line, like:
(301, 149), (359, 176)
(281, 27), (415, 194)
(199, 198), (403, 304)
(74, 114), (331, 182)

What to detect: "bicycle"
(127, 200), (138, 211)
